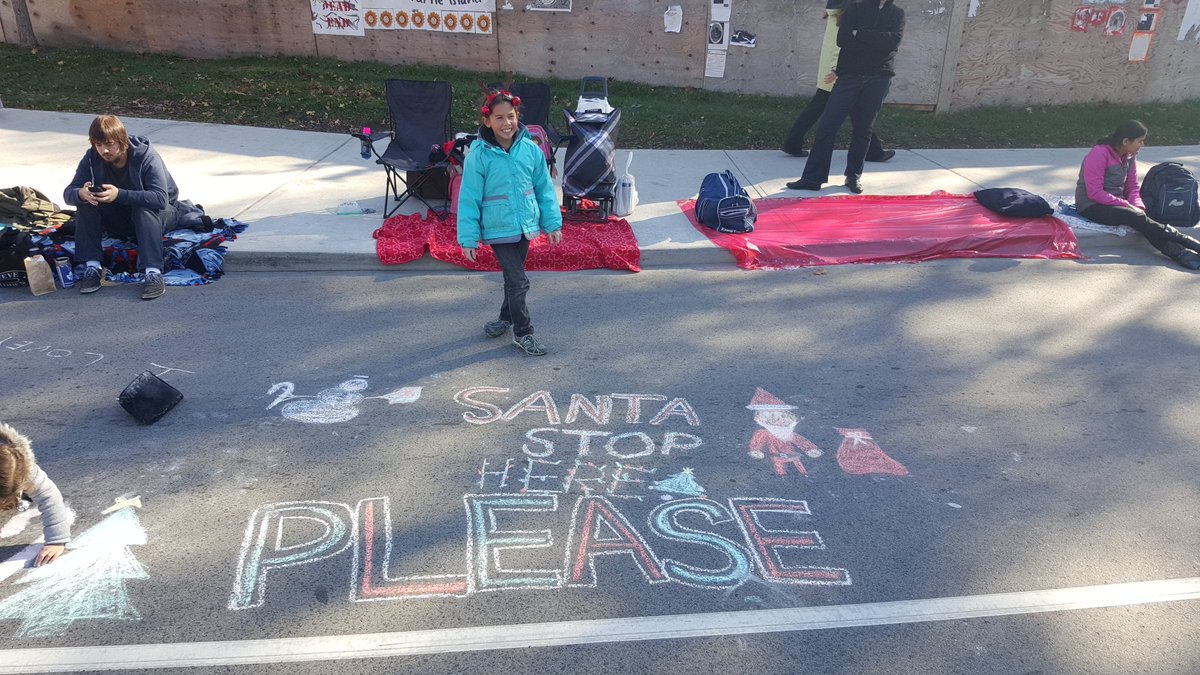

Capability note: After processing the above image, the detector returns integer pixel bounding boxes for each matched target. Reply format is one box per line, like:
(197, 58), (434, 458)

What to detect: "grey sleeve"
(27, 465), (72, 544)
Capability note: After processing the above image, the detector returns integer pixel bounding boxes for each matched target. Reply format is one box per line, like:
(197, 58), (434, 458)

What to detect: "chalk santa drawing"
(746, 388), (823, 476)
(267, 377), (422, 424)
(0, 498), (147, 638)
(834, 428), (909, 477)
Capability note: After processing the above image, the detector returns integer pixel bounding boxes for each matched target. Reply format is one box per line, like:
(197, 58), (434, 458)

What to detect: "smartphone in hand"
(88, 184), (105, 194)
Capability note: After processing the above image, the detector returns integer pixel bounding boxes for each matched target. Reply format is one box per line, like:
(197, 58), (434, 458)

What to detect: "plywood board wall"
(8, 0), (1198, 110)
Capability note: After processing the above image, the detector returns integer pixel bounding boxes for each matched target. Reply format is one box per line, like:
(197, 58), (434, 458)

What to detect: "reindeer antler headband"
(480, 90), (521, 117)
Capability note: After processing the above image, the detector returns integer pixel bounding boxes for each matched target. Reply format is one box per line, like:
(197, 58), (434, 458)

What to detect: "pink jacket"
(1075, 144), (1144, 213)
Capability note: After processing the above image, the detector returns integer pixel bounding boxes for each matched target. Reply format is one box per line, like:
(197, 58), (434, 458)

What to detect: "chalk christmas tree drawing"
(0, 502), (148, 638)
(834, 428), (909, 477)
(649, 468), (707, 500)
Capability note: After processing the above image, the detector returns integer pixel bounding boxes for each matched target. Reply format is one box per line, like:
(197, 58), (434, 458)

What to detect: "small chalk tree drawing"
(267, 377), (422, 424)
(0, 500), (147, 638)
(649, 468), (707, 501)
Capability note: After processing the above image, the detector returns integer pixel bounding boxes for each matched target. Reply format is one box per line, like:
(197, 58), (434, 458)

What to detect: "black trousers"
(1080, 203), (1200, 259)
(801, 74), (893, 184)
(74, 201), (178, 271)
(782, 88), (885, 160)
(492, 236), (533, 338)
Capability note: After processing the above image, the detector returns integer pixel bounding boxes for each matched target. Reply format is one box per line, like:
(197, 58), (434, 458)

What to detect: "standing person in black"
(781, 0), (895, 164)
(787, 0), (904, 195)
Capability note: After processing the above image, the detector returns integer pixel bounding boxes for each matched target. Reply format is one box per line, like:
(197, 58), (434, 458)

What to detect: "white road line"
(3, 577), (1199, 673)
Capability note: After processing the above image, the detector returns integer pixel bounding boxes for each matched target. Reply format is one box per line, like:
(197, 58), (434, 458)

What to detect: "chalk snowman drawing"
(744, 388), (910, 478)
(267, 377), (422, 424)
(0, 498), (147, 638)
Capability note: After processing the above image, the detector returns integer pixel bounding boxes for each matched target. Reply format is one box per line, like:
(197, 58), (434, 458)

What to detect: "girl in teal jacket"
(457, 90), (563, 356)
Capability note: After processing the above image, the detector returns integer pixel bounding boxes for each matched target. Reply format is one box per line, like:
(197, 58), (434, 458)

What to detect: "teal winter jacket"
(456, 125), (562, 249)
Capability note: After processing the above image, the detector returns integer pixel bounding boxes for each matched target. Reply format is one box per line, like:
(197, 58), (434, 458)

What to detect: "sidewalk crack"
(232, 137), (356, 220)
(908, 149), (985, 190)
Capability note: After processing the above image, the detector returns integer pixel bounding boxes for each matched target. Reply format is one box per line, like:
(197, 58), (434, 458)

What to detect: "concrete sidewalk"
(3, 108), (1198, 271)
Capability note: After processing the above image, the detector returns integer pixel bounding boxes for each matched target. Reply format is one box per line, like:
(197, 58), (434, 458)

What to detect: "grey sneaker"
(141, 271), (165, 300)
(78, 266), (103, 294)
(513, 334), (547, 356)
(484, 320), (512, 338)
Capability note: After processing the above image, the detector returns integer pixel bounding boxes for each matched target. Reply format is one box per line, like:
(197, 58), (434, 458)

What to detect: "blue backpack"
(695, 170), (756, 234)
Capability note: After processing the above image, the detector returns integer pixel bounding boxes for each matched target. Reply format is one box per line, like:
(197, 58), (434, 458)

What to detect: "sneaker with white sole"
(513, 334), (547, 356)
(484, 320), (512, 338)
(141, 271), (165, 300)
(78, 266), (103, 294)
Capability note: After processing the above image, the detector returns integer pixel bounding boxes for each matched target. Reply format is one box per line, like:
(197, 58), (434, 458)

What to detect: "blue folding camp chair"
(353, 79), (453, 219)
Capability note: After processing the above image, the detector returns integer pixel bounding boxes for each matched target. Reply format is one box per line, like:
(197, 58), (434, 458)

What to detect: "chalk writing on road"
(228, 493), (849, 610)
(267, 377), (422, 424)
(225, 385), (929, 612)
(0, 335), (103, 366)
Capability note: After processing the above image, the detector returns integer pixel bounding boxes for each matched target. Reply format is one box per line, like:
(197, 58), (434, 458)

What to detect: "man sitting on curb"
(63, 114), (186, 300)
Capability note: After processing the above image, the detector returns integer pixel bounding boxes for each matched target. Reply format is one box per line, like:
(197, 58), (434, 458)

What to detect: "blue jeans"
(492, 236), (533, 338)
(74, 201), (177, 271)
(801, 74), (893, 184)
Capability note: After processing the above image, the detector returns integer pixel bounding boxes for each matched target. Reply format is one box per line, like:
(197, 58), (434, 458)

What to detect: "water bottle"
(360, 127), (372, 159)
(23, 249), (56, 296)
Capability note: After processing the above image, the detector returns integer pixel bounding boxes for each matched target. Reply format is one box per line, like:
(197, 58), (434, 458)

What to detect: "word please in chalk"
(228, 494), (850, 610)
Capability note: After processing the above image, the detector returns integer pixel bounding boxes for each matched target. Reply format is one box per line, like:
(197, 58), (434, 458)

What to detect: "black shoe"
(141, 271), (165, 300)
(1173, 250), (1200, 270)
(484, 320), (512, 338)
(845, 177), (864, 194)
(781, 148), (810, 157)
(866, 150), (896, 163)
(78, 266), (102, 294)
(786, 179), (822, 191)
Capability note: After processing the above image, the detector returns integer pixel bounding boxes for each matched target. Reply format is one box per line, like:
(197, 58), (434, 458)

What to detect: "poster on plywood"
(1180, 0), (1200, 41)
(312, 0), (365, 36)
(527, 0), (571, 11)
(363, 0), (495, 34)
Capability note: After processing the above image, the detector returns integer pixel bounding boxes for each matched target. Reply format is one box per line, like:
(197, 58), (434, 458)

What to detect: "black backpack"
(1141, 162), (1200, 228)
(0, 226), (33, 288)
(695, 170), (756, 234)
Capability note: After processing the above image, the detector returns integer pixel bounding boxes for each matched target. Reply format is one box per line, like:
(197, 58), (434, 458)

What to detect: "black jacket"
(836, 0), (905, 77)
(63, 136), (179, 211)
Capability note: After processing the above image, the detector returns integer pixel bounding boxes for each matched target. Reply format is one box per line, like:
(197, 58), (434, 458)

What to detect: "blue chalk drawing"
(0, 504), (147, 638)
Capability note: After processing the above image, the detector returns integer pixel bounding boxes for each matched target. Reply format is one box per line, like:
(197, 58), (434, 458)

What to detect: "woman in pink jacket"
(1076, 120), (1200, 270)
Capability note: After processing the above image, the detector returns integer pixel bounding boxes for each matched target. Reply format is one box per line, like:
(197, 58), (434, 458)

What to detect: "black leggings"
(1081, 203), (1200, 259)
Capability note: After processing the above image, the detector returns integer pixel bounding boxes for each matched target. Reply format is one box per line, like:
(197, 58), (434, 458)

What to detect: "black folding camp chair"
(509, 82), (562, 146)
(354, 79), (452, 219)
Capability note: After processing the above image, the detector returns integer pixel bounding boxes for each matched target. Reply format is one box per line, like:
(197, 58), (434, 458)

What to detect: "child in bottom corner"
(457, 88), (563, 356)
(0, 422), (72, 566)
(1076, 120), (1200, 270)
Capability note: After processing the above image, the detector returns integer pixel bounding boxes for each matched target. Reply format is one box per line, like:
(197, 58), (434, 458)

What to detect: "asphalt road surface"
(1, 258), (1198, 674)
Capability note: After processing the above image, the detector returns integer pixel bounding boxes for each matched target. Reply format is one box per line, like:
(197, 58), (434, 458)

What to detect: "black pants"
(74, 201), (178, 271)
(782, 88), (885, 160)
(492, 236), (533, 338)
(1080, 203), (1200, 259)
(801, 74), (893, 184)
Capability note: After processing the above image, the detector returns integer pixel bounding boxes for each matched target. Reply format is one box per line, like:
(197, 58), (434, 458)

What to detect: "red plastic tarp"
(678, 192), (1082, 270)
(373, 212), (640, 272)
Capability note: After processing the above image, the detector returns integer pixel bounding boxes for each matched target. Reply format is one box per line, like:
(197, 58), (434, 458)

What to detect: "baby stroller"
(561, 77), (621, 221)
